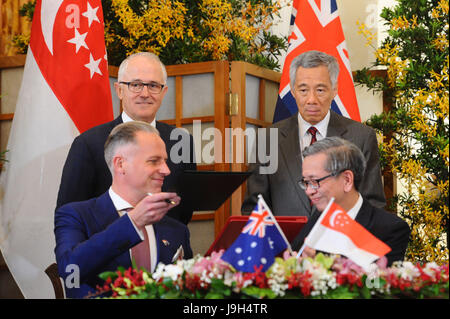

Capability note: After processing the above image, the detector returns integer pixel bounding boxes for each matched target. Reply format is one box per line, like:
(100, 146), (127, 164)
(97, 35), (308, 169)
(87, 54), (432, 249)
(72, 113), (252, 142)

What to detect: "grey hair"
(303, 137), (366, 191)
(289, 50), (339, 90)
(104, 121), (160, 174)
(117, 52), (167, 84)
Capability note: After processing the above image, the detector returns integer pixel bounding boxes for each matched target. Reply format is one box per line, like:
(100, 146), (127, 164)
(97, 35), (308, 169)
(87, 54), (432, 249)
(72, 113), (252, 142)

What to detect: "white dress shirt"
(121, 111), (156, 127)
(346, 193), (364, 220)
(109, 187), (157, 272)
(298, 111), (331, 154)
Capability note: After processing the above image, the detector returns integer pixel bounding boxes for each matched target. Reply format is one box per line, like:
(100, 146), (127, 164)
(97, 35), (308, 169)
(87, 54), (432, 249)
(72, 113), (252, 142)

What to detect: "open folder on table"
(172, 170), (252, 211)
(205, 215), (308, 256)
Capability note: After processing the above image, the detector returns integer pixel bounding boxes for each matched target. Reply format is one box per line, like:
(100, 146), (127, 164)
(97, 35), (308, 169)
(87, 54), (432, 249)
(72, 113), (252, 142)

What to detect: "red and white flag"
(273, 0), (361, 123)
(304, 199), (391, 270)
(0, 0), (113, 298)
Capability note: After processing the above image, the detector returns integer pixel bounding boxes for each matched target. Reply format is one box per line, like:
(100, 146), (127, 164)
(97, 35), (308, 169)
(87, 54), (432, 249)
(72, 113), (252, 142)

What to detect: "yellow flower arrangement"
(355, 0), (449, 264)
(13, 0), (287, 70)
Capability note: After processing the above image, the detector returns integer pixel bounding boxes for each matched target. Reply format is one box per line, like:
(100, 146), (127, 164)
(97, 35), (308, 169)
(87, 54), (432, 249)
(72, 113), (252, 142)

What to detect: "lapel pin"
(162, 239), (170, 246)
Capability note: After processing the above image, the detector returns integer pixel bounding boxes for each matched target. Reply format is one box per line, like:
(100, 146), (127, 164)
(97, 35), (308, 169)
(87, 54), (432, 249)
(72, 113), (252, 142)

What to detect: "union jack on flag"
(242, 204), (275, 238)
(221, 195), (289, 272)
(273, 0), (361, 123)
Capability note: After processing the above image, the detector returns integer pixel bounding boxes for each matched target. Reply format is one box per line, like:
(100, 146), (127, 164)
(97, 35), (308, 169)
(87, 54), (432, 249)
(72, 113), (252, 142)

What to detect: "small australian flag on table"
(221, 195), (290, 272)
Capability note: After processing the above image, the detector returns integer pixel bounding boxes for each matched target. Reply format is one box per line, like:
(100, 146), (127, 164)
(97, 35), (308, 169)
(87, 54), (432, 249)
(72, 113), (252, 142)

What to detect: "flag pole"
(296, 198), (335, 258)
(296, 243), (306, 258)
(257, 194), (292, 253)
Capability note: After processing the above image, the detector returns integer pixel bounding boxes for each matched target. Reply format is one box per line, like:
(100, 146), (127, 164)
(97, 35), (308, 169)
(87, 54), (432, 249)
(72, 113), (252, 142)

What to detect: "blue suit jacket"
(54, 192), (193, 298)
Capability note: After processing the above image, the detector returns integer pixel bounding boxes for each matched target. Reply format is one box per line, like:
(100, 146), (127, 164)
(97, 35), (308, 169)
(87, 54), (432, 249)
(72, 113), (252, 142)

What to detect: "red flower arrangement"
(94, 251), (449, 299)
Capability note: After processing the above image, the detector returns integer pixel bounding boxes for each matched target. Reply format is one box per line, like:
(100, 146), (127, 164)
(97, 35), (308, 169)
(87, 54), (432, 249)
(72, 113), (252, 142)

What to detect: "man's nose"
(304, 183), (317, 196)
(138, 85), (151, 97)
(159, 161), (171, 176)
(306, 90), (318, 104)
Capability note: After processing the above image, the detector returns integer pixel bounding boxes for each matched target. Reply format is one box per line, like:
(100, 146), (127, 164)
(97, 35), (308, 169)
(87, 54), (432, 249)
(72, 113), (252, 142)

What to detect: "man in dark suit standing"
(57, 52), (196, 225)
(55, 121), (193, 298)
(291, 137), (410, 266)
(242, 50), (385, 217)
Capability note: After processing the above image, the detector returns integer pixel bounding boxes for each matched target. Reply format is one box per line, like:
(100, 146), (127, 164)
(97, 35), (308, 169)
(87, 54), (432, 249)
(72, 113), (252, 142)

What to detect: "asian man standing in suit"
(242, 50), (386, 218)
(57, 52), (196, 225)
(54, 121), (193, 298)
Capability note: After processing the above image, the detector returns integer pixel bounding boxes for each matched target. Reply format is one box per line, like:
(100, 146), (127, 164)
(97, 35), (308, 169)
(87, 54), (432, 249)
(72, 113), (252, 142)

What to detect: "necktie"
(131, 226), (151, 271)
(121, 208), (151, 272)
(306, 127), (318, 208)
(307, 126), (318, 145)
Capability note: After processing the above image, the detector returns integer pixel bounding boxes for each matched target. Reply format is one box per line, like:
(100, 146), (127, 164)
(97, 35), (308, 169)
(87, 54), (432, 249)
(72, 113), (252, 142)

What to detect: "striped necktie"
(307, 126), (318, 145)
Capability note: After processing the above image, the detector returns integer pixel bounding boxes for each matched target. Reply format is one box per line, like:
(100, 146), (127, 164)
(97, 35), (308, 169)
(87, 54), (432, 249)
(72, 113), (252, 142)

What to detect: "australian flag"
(221, 196), (289, 272)
(273, 0), (361, 123)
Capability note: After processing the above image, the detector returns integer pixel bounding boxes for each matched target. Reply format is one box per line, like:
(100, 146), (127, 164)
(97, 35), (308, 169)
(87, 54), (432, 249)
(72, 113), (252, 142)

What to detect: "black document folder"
(173, 170), (252, 211)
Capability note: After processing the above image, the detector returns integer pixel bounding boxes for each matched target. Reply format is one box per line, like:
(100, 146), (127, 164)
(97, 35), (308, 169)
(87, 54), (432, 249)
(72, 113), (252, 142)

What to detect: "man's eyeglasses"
(299, 172), (339, 190)
(119, 81), (165, 94)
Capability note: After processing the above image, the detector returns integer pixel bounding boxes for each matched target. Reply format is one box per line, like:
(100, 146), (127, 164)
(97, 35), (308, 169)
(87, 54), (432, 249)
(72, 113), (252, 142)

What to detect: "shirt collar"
(121, 111), (156, 127)
(346, 193), (363, 220)
(298, 110), (330, 138)
(109, 187), (133, 212)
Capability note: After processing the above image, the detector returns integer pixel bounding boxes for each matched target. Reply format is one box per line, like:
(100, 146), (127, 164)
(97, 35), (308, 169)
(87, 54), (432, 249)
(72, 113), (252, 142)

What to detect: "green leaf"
(241, 286), (277, 299)
(315, 253), (334, 269)
(98, 271), (118, 281)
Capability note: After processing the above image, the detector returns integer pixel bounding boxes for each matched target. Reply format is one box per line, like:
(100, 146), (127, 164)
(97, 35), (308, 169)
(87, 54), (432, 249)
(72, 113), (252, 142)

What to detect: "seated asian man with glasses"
(56, 52), (196, 225)
(291, 137), (410, 266)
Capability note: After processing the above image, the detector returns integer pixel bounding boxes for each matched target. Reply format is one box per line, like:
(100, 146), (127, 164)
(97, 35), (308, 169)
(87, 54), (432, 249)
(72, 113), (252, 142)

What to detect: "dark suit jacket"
(56, 115), (196, 224)
(242, 111), (386, 217)
(54, 192), (193, 299)
(291, 199), (410, 266)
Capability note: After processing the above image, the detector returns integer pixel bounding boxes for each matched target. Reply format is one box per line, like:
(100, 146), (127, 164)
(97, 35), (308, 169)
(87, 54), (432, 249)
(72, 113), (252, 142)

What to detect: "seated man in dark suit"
(291, 137), (410, 266)
(57, 52), (196, 225)
(54, 121), (193, 298)
(242, 50), (385, 218)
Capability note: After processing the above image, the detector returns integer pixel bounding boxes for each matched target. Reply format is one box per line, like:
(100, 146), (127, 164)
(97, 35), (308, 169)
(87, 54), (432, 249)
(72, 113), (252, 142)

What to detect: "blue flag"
(221, 196), (289, 272)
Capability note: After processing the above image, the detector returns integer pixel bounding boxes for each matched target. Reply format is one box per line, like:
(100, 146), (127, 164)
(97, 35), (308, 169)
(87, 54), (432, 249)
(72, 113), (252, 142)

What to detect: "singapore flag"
(304, 198), (391, 270)
(0, 0), (113, 298)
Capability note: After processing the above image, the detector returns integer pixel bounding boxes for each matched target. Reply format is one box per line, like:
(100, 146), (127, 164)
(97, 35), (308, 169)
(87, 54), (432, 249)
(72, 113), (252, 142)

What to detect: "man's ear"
(114, 82), (123, 100)
(112, 155), (125, 175)
(341, 170), (354, 193)
(332, 84), (338, 99)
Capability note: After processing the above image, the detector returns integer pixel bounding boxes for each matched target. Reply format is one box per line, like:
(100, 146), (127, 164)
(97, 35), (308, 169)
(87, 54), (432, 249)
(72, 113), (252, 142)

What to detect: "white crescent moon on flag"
(41, 0), (64, 55)
(329, 209), (344, 227)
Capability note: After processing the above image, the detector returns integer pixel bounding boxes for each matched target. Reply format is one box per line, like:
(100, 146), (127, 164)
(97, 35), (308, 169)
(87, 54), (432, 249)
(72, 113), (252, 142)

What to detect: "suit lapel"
(92, 192), (120, 231)
(278, 116), (311, 212)
(153, 219), (173, 265)
(326, 111), (348, 137)
(355, 199), (372, 229)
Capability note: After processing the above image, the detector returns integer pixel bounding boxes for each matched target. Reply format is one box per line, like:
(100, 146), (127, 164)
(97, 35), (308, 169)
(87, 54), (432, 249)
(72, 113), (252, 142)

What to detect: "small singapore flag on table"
(301, 198), (391, 270)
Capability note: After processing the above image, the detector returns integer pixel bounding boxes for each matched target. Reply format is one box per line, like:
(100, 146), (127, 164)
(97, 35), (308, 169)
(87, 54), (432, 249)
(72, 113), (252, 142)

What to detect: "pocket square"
(171, 245), (184, 263)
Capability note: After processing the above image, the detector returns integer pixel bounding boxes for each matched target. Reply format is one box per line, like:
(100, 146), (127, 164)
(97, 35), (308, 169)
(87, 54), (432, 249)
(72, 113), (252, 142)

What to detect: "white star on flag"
(67, 28), (88, 53)
(82, 2), (100, 27)
(84, 53), (102, 78)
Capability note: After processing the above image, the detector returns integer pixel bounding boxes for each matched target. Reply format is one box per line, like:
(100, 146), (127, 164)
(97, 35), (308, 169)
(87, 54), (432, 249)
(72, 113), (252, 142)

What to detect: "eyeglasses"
(119, 81), (165, 94)
(299, 172), (339, 190)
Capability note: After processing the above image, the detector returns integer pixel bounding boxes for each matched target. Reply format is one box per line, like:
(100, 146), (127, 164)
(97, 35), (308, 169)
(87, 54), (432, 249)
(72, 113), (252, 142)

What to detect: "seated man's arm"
(54, 204), (141, 283)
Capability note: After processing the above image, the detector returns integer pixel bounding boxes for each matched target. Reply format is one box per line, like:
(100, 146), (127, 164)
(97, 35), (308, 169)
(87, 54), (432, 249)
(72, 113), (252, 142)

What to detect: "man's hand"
(301, 246), (316, 258)
(128, 192), (180, 229)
